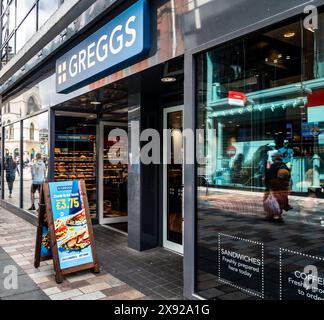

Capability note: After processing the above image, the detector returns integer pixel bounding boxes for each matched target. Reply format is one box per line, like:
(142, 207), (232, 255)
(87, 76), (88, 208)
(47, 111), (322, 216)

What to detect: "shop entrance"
(99, 122), (128, 228)
(163, 106), (184, 254)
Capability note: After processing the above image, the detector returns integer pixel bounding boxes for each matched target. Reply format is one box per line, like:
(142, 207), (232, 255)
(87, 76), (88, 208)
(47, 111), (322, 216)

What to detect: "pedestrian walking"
(29, 153), (46, 211)
(264, 152), (292, 222)
(4, 155), (17, 198)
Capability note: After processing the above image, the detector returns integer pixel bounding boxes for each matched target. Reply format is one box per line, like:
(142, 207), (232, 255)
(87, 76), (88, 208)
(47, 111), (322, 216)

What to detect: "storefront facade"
(2, 0), (324, 300)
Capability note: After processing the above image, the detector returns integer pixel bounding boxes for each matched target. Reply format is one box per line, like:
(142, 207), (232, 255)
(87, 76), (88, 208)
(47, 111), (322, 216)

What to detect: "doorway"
(163, 106), (184, 254)
(99, 121), (128, 227)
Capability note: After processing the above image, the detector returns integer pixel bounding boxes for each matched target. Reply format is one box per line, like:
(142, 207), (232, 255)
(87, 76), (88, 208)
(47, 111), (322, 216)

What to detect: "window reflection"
(16, 6), (36, 52)
(26, 96), (40, 115)
(23, 112), (48, 211)
(17, 0), (36, 26)
(3, 121), (21, 207)
(0, 0), (60, 66)
(38, 0), (59, 27)
(196, 13), (324, 300)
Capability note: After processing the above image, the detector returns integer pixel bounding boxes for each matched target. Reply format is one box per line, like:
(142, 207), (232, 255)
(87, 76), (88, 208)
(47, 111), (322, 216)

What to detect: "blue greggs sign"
(56, 0), (150, 93)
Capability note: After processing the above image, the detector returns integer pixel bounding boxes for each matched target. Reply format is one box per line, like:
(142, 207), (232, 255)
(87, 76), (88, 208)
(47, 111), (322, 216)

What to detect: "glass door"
(99, 122), (128, 225)
(163, 106), (184, 254)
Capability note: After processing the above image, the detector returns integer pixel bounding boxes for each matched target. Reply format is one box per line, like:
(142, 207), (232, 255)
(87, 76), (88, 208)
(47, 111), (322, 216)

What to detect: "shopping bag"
(263, 193), (281, 217)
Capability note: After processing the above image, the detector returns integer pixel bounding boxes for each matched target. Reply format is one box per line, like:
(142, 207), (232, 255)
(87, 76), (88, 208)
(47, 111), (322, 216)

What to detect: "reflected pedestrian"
(4, 155), (17, 198)
(29, 153), (46, 211)
(264, 153), (292, 222)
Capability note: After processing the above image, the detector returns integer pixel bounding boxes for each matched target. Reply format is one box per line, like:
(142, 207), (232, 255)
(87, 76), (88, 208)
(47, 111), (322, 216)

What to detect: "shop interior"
(54, 81), (129, 232)
(53, 57), (184, 241)
(198, 15), (324, 196)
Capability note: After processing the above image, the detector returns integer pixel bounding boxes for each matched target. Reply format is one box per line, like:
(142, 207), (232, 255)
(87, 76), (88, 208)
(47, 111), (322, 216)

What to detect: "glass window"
(16, 5), (36, 52)
(196, 13), (324, 300)
(17, 0), (35, 26)
(23, 112), (48, 211)
(1, 8), (9, 43)
(8, 0), (15, 35)
(54, 114), (97, 218)
(38, 0), (59, 28)
(1, 35), (14, 67)
(3, 121), (21, 207)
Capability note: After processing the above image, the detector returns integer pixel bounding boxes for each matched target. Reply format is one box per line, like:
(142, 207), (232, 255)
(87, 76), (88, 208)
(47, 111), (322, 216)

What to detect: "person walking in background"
(28, 153), (46, 211)
(264, 153), (292, 222)
(4, 155), (17, 198)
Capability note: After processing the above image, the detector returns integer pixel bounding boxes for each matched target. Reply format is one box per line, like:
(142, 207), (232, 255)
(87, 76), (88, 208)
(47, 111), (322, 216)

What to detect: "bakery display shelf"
(55, 177), (96, 181)
(56, 165), (94, 170)
(104, 175), (121, 178)
(55, 159), (95, 162)
(55, 165), (93, 169)
(55, 170), (95, 174)
(55, 151), (94, 154)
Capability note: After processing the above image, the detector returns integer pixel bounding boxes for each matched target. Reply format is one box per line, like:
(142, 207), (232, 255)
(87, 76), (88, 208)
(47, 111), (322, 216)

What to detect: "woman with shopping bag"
(264, 152), (292, 222)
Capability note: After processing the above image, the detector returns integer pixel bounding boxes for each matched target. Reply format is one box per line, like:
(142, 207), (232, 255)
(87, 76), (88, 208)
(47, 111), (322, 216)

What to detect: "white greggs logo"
(57, 61), (67, 85)
(67, 16), (136, 79)
(56, 0), (150, 93)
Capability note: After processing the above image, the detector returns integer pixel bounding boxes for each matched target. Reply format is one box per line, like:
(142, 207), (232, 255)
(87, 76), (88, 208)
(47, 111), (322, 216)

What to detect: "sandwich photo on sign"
(49, 181), (94, 270)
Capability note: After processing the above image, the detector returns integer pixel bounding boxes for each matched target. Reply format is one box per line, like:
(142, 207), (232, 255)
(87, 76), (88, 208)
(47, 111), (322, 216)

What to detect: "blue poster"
(49, 181), (93, 270)
(302, 122), (320, 138)
(40, 226), (51, 258)
(55, 134), (94, 142)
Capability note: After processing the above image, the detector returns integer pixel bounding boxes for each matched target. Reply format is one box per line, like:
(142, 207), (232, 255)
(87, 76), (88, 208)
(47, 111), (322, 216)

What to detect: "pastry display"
(54, 149), (96, 218)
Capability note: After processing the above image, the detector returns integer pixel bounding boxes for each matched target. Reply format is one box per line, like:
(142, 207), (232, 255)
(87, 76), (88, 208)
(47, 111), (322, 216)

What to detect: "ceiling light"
(161, 77), (176, 83)
(90, 101), (101, 105)
(284, 32), (296, 38)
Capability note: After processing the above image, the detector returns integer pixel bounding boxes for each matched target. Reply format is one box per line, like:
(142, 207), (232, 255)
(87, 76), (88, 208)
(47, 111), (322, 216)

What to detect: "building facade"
(1, 0), (324, 300)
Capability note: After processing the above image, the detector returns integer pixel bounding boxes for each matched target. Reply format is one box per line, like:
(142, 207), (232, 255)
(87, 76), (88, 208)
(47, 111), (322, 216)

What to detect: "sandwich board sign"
(34, 180), (99, 283)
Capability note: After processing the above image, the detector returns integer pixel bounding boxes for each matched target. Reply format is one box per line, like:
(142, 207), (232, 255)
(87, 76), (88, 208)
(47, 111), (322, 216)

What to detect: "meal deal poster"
(49, 181), (93, 270)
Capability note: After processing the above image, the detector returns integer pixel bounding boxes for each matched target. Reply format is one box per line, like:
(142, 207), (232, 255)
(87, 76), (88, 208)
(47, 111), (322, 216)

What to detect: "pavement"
(0, 205), (183, 300)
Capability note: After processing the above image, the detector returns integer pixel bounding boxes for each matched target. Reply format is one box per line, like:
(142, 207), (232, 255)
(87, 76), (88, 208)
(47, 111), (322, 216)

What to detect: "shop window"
(16, 6), (36, 53)
(17, 0), (36, 26)
(38, 0), (59, 27)
(3, 121), (20, 207)
(54, 114), (97, 218)
(196, 13), (324, 301)
(22, 112), (48, 211)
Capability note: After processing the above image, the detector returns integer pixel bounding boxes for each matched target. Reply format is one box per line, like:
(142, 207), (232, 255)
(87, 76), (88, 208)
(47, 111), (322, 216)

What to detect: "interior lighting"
(284, 32), (296, 38)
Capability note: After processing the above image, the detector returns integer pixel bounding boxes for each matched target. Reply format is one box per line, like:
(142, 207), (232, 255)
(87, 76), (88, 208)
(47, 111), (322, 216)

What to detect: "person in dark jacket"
(4, 155), (17, 198)
(264, 153), (292, 221)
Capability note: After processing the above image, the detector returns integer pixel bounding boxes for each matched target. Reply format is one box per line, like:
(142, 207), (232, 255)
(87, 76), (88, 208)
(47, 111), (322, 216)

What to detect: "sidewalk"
(0, 207), (147, 300)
